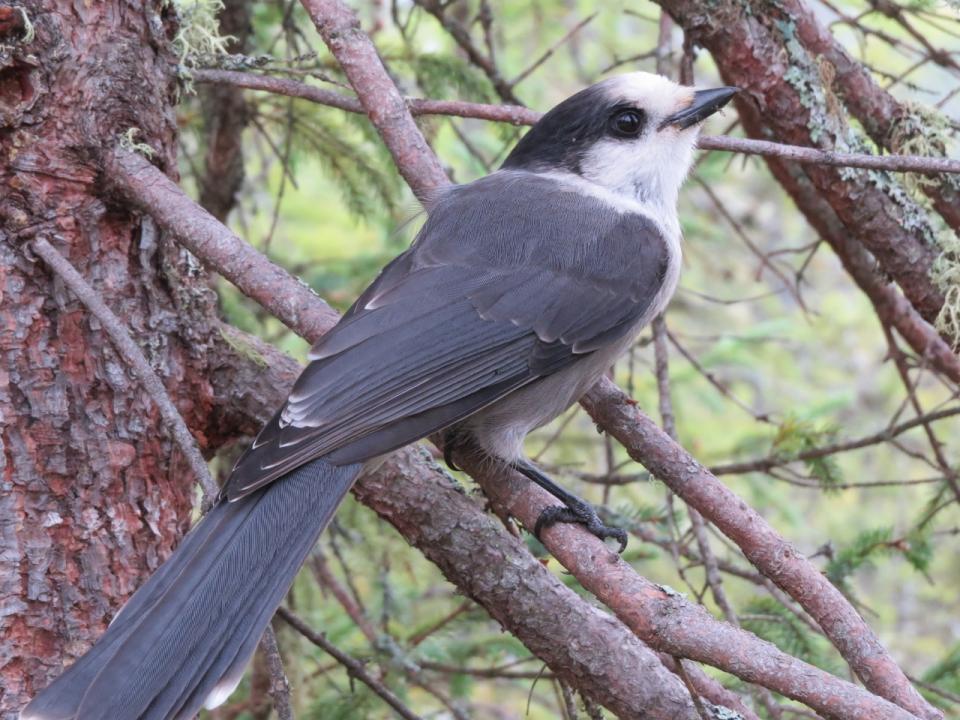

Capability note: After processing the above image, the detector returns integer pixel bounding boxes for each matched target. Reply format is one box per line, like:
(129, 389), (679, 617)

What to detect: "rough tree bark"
(0, 3), (256, 715)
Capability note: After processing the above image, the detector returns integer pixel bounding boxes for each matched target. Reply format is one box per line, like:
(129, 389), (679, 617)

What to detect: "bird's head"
(502, 72), (736, 212)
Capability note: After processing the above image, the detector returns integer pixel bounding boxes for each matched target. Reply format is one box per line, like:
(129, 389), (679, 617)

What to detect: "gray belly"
(455, 230), (680, 462)
(461, 328), (639, 460)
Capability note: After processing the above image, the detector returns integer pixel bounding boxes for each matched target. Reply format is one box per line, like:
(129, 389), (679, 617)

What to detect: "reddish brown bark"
(0, 3), (285, 713)
(0, 1), (214, 713)
(0, 6), (26, 40)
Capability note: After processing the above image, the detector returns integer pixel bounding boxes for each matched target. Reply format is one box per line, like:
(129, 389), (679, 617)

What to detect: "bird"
(22, 72), (735, 720)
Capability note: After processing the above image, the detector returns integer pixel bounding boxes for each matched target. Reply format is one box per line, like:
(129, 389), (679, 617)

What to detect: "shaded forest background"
(3, 0), (960, 718)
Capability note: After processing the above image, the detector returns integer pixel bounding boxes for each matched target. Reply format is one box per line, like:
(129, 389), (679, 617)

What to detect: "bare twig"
(192, 69), (960, 175)
(667, 329), (773, 423)
(277, 607), (423, 720)
(696, 133), (960, 175)
(412, 0), (522, 104)
(259, 625), (294, 720)
(654, 315), (778, 718)
(30, 236), (218, 504)
(882, 326), (960, 507)
(301, 0), (450, 200)
(657, 654), (761, 720)
(710, 405), (960, 476)
(508, 13), (597, 89)
(310, 553), (380, 644)
(752, 134), (960, 384)
(418, 659), (552, 680)
(191, 68), (539, 123)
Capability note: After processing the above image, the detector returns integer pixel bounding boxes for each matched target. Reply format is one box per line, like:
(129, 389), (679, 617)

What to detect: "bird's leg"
(510, 459), (627, 552)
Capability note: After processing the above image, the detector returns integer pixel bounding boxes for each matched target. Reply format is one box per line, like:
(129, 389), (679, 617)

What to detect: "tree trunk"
(0, 3), (228, 715)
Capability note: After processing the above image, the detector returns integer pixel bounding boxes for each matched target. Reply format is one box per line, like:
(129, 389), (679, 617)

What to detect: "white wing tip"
(19, 708), (58, 720)
(203, 671), (245, 710)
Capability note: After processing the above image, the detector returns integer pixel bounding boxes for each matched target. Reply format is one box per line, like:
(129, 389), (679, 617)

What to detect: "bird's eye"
(610, 109), (645, 138)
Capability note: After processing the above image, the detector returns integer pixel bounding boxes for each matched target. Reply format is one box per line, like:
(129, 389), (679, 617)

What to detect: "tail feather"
(22, 458), (361, 720)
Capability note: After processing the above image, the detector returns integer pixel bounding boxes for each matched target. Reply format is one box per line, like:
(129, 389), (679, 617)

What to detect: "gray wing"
(223, 171), (670, 500)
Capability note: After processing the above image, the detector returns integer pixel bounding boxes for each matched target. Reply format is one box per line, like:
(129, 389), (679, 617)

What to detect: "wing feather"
(223, 171), (671, 500)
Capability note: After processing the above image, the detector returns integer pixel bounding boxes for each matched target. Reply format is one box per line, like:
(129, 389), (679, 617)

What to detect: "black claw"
(443, 444), (460, 472)
(533, 499), (628, 553)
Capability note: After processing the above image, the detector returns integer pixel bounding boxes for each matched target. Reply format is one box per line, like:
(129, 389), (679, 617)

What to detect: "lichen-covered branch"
(659, 0), (946, 327)
(782, 0), (960, 232)
(750, 149), (960, 383)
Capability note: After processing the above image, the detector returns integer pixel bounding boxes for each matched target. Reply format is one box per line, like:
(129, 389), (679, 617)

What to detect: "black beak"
(659, 86), (738, 130)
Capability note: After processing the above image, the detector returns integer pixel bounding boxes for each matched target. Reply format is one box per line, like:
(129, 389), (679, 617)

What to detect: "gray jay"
(22, 72), (735, 720)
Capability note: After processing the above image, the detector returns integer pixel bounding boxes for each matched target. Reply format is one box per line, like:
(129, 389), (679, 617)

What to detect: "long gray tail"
(22, 458), (362, 720)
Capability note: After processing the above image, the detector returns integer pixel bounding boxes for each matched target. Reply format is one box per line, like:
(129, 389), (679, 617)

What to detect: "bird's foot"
(534, 497), (628, 553)
(441, 427), (470, 472)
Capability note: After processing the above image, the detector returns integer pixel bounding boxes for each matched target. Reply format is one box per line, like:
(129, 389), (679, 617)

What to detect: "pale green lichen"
(706, 704), (745, 720)
(118, 128), (157, 158)
(218, 325), (269, 368)
(887, 102), (958, 193)
(777, 13), (960, 343)
(167, 0), (232, 68)
(17, 7), (34, 44)
(886, 103), (960, 345)
(932, 231), (960, 348)
(0, 7), (34, 52)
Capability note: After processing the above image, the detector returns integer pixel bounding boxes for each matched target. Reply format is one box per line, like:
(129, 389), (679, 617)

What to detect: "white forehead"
(600, 72), (695, 118)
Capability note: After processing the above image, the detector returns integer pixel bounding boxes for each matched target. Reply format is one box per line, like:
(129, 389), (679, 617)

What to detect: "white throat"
(575, 129), (697, 241)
